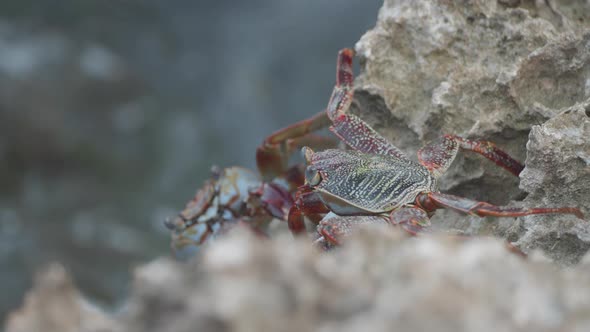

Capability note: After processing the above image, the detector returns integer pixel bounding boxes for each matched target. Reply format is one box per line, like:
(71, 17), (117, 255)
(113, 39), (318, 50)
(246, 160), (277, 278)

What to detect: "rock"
(516, 100), (590, 264)
(4, 263), (118, 332)
(352, 0), (590, 261)
(7, 228), (590, 332)
(122, 229), (590, 332)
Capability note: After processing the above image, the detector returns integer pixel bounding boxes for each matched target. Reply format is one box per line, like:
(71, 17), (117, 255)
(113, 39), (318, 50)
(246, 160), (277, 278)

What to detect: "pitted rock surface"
(9, 230), (590, 332)
(352, 0), (590, 262)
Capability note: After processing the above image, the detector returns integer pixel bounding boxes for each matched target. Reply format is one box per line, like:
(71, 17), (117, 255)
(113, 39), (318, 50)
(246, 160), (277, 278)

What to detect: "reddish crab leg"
(248, 182), (294, 221)
(316, 214), (389, 245)
(281, 164), (306, 191)
(315, 207), (527, 257)
(452, 135), (524, 176)
(418, 134), (524, 178)
(326, 48), (407, 159)
(315, 207), (430, 246)
(164, 179), (216, 232)
(256, 111), (334, 181)
(288, 186), (330, 235)
(389, 206), (432, 236)
(417, 192), (585, 219)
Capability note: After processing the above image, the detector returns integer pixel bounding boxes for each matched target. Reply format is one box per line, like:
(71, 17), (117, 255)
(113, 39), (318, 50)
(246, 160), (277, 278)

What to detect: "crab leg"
(315, 208), (527, 257)
(288, 186), (330, 235)
(164, 178), (217, 232)
(315, 207), (430, 246)
(326, 48), (407, 159)
(389, 206), (432, 236)
(248, 182), (294, 221)
(417, 134), (524, 178)
(316, 214), (390, 245)
(417, 192), (585, 219)
(256, 111), (335, 181)
(281, 164), (306, 191)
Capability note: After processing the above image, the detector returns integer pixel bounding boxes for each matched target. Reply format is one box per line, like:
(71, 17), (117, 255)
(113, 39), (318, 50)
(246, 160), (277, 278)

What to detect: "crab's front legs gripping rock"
(257, 47), (405, 185)
(326, 49), (407, 158)
(261, 48), (406, 163)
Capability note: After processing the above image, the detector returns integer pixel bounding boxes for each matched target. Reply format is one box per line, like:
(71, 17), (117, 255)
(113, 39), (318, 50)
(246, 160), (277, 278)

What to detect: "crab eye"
(305, 166), (322, 186)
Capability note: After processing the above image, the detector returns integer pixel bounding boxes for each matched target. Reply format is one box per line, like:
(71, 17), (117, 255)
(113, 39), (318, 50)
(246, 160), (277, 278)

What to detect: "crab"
(164, 111), (337, 259)
(282, 48), (585, 247)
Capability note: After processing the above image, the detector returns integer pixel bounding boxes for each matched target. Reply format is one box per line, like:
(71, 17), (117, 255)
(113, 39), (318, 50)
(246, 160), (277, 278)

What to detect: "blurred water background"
(0, 0), (381, 321)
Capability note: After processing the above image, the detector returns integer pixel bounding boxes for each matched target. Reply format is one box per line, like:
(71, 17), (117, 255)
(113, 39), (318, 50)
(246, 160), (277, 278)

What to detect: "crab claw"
(164, 215), (188, 232)
(165, 180), (216, 232)
(163, 217), (178, 231)
(336, 48), (355, 86)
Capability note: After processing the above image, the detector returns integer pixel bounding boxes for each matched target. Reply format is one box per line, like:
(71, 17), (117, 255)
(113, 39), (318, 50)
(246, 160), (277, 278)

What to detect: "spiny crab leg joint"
(287, 48), (584, 247)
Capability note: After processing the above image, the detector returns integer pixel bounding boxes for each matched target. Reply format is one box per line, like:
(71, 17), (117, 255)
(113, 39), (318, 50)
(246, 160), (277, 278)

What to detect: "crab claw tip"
(340, 48), (355, 57)
(163, 218), (177, 231)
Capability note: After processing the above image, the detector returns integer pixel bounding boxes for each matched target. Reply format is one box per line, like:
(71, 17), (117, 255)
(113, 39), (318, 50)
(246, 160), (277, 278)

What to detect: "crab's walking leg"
(418, 134), (524, 178)
(281, 164), (306, 191)
(256, 111), (335, 181)
(389, 206), (432, 236)
(326, 48), (407, 159)
(317, 207), (430, 245)
(249, 182), (294, 221)
(317, 206), (431, 246)
(164, 179), (216, 232)
(417, 192), (585, 219)
(503, 242), (527, 257)
(316, 214), (390, 245)
(288, 186), (330, 235)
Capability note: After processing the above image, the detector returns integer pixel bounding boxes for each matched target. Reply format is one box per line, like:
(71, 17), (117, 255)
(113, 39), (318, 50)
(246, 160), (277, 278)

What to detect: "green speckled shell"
(308, 149), (436, 214)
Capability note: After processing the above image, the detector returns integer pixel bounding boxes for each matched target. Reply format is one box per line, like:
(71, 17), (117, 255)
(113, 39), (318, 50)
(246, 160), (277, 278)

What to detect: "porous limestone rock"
(352, 0), (590, 262)
(4, 264), (117, 332)
(7, 228), (590, 332)
(515, 100), (590, 264)
(122, 230), (590, 332)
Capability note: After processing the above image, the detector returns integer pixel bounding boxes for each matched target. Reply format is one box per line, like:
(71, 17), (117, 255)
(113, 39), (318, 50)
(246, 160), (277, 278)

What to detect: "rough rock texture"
(4, 264), (116, 332)
(353, 0), (590, 263)
(122, 231), (590, 332)
(8, 230), (590, 332)
(516, 101), (590, 264)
